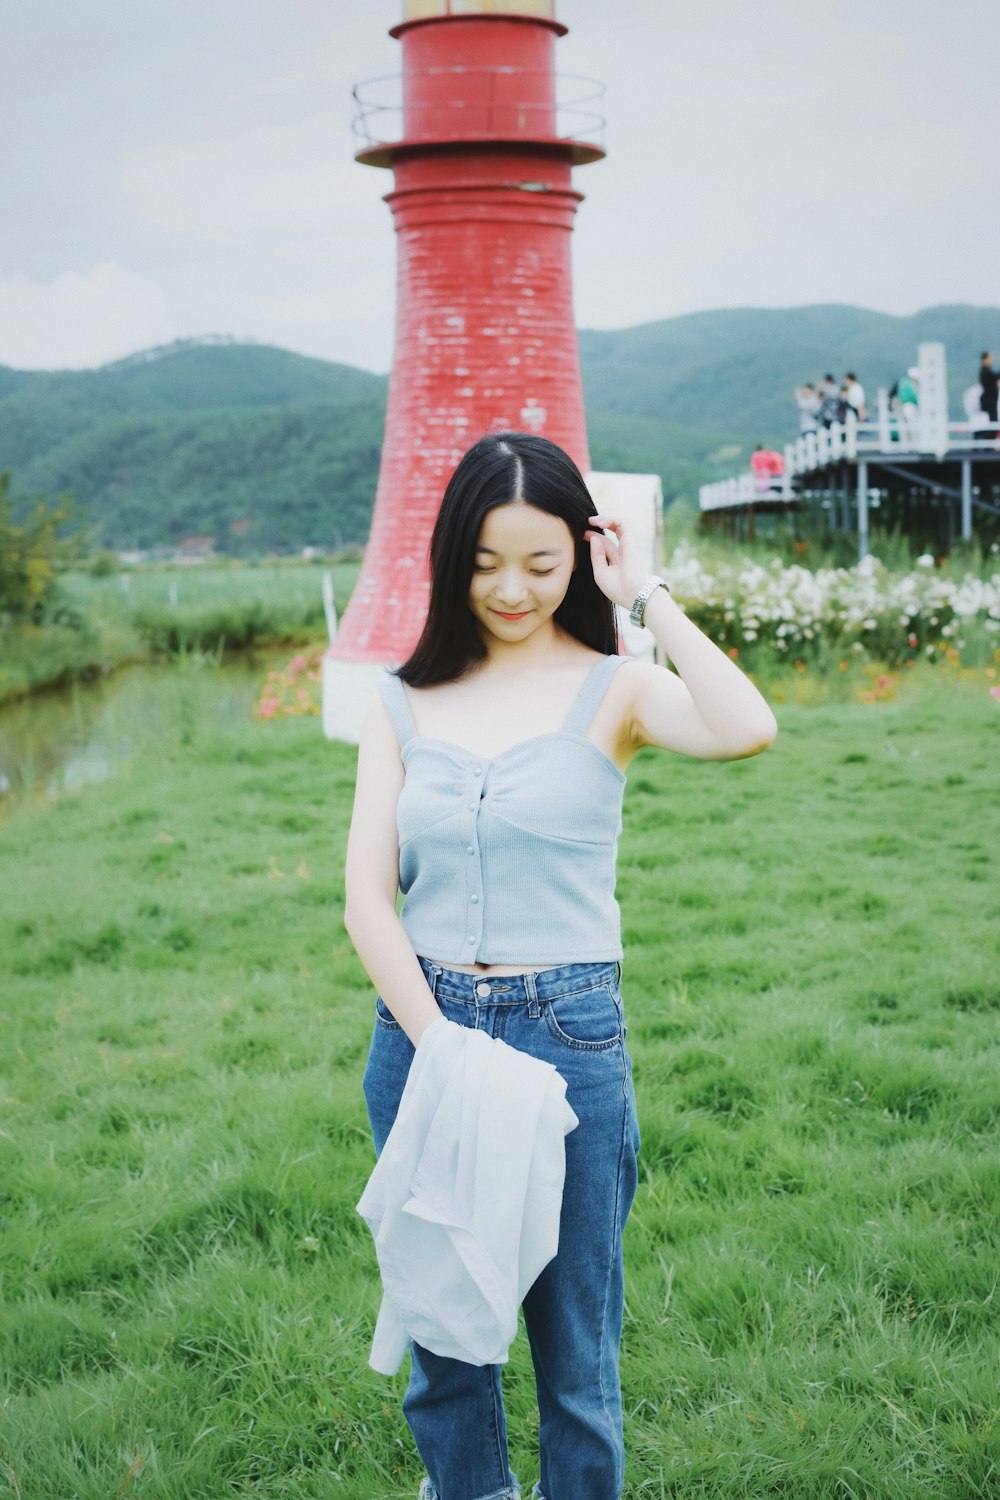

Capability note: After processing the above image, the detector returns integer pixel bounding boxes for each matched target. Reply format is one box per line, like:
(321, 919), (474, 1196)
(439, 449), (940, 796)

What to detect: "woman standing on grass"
(345, 431), (777, 1500)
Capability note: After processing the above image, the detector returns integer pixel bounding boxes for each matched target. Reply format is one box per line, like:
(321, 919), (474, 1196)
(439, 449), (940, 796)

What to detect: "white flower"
(917, 554), (935, 568)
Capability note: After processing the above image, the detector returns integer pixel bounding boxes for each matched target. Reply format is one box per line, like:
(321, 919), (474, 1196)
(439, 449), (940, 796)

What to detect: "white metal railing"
(699, 471), (794, 512)
(700, 406), (1000, 512)
(352, 69), (606, 153)
(946, 421), (1000, 452)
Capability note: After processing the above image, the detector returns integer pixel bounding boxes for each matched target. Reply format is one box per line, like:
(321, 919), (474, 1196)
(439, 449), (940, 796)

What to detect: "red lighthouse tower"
(325, 0), (605, 734)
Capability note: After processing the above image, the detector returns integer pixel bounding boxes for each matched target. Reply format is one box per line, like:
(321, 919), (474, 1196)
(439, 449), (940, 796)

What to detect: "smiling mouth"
(491, 609), (532, 620)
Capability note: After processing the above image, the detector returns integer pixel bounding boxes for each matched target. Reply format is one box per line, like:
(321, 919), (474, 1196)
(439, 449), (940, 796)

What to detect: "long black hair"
(398, 431), (619, 687)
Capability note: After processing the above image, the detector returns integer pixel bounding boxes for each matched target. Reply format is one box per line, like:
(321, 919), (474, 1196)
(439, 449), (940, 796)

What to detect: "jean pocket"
(374, 995), (402, 1030)
(543, 982), (623, 1050)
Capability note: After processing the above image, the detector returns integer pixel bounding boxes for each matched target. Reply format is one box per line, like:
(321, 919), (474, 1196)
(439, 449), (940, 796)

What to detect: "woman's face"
(468, 501), (576, 645)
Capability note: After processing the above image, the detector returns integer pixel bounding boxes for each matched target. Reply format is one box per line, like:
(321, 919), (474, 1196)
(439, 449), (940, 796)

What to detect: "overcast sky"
(3, 0), (996, 372)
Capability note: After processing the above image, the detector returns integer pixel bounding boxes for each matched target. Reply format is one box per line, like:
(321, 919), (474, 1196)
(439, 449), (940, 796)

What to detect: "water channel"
(0, 653), (288, 815)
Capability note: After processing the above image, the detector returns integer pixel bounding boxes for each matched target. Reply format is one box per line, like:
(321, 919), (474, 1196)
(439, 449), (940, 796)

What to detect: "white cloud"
(0, 263), (170, 370)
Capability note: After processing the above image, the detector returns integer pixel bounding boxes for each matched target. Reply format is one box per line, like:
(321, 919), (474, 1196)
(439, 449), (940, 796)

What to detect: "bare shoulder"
(349, 691), (404, 839)
(617, 658), (684, 706)
(356, 688), (404, 772)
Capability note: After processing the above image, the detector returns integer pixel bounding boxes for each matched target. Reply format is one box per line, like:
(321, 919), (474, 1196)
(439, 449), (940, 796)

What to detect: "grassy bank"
(1, 667), (997, 1498)
(0, 558), (361, 707)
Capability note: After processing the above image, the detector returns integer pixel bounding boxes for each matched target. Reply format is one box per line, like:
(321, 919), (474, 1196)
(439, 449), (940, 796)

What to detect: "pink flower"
(990, 685), (1000, 702)
(876, 674), (891, 688)
(259, 702), (277, 719)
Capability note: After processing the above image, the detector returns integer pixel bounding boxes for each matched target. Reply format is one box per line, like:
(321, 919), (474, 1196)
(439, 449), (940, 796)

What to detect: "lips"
(491, 609), (532, 621)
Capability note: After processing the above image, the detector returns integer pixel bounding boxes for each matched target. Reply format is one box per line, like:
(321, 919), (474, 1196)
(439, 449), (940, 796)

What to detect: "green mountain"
(2, 308), (996, 551)
(0, 337), (384, 471)
(1, 339), (387, 551)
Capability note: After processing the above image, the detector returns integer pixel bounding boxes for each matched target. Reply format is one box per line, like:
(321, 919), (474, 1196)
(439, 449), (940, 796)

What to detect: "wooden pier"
(699, 344), (1000, 559)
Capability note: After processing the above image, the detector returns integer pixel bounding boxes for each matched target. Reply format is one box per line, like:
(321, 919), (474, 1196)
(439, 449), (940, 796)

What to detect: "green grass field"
(0, 559), (361, 706)
(2, 668), (998, 1499)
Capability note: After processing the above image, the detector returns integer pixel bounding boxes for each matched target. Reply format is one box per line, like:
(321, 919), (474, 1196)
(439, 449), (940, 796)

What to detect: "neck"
(478, 619), (568, 670)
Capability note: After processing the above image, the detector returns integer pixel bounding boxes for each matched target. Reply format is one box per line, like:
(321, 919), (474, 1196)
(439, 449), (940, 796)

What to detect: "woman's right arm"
(344, 693), (443, 1047)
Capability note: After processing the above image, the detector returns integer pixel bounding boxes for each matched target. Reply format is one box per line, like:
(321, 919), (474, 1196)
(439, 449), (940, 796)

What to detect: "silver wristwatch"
(629, 576), (669, 628)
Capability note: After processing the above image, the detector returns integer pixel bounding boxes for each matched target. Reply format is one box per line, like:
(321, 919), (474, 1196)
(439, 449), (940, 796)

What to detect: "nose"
(494, 568), (529, 605)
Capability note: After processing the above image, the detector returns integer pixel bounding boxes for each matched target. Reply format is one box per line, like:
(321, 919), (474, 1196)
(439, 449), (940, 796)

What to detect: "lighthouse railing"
(352, 68), (606, 152)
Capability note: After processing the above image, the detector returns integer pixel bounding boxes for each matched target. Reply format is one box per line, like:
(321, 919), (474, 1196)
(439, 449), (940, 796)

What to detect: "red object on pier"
(332, 0), (604, 665)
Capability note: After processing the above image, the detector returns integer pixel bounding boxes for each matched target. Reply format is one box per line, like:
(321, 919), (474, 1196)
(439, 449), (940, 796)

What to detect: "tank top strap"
(561, 654), (632, 737)
(377, 672), (419, 748)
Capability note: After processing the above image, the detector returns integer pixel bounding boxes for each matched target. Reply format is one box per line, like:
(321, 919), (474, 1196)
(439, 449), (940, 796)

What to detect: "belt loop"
(614, 959), (622, 987)
(524, 969), (541, 1019)
(424, 962), (441, 998)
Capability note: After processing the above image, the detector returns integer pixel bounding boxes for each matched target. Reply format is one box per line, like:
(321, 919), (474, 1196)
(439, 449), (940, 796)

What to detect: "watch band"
(629, 575), (669, 628)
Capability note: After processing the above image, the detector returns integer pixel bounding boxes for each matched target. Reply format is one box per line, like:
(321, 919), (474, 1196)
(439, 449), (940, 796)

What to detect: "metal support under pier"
(961, 459), (972, 541)
(857, 460), (869, 562)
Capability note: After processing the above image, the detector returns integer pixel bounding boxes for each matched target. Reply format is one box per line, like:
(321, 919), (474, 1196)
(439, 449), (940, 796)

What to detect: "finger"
(589, 534), (610, 570)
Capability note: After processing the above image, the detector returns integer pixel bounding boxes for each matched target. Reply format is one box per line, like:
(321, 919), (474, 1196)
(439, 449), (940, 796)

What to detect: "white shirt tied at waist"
(357, 1016), (579, 1375)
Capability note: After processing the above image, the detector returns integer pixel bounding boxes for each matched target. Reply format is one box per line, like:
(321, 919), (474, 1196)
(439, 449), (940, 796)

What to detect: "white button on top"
(470, 894), (479, 904)
(466, 845), (474, 855)
(473, 766), (483, 776)
(475, 981), (492, 998)
(469, 802), (476, 811)
(467, 935), (476, 944)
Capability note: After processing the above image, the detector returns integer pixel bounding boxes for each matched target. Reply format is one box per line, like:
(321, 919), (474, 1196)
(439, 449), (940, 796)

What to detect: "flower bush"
(254, 650), (322, 720)
(663, 543), (1000, 673)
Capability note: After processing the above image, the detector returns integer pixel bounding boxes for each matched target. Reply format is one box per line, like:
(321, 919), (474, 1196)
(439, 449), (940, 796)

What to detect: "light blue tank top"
(377, 654), (634, 965)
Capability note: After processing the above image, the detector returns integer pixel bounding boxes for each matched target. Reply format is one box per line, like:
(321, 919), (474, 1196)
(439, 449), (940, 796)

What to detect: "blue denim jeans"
(362, 958), (640, 1500)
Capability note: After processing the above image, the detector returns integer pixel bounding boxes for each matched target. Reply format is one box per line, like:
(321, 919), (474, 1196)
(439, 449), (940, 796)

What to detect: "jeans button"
(475, 981), (492, 998)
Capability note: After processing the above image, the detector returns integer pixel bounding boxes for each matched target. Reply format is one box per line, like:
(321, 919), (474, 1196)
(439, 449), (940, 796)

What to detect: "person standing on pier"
(795, 383), (820, 434)
(979, 351), (998, 426)
(845, 372), (866, 421)
(897, 367), (920, 440)
(817, 375), (840, 429)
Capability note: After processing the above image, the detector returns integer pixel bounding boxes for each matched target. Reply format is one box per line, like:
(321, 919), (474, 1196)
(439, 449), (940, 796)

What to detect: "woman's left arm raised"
(587, 515), (778, 762)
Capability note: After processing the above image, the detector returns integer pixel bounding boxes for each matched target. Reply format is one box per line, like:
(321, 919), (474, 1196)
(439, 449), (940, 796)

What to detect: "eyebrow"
(474, 546), (562, 556)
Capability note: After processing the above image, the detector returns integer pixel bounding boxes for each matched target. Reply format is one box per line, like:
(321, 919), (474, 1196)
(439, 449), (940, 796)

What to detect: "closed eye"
(473, 566), (556, 576)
